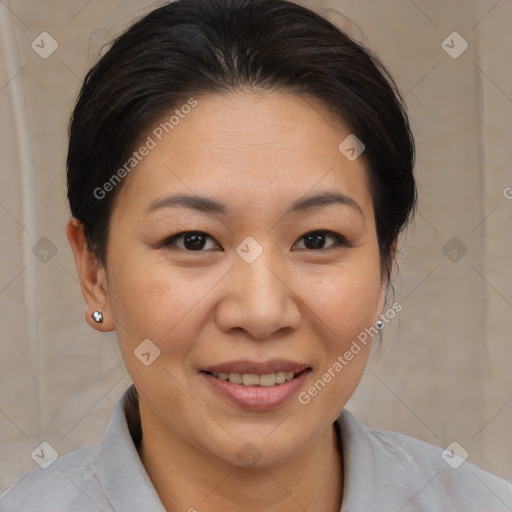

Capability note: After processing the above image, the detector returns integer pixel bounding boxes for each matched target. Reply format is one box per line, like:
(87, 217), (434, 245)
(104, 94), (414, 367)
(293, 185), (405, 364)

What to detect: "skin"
(67, 90), (391, 512)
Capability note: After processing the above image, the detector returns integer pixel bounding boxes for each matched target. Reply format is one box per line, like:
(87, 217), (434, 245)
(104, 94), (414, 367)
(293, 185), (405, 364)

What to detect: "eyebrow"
(145, 191), (364, 218)
(290, 191), (363, 218)
(146, 194), (227, 215)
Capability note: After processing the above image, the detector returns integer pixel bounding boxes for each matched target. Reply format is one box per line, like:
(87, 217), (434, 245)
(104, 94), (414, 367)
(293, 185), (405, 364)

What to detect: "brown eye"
(293, 231), (349, 251)
(304, 232), (327, 250)
(184, 233), (207, 250)
(164, 231), (221, 251)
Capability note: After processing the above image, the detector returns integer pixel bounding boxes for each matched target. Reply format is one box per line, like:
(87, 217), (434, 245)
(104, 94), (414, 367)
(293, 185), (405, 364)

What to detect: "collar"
(97, 385), (373, 512)
(97, 385), (165, 511)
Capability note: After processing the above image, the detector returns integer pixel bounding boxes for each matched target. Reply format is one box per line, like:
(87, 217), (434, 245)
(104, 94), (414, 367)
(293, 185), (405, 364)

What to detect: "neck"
(137, 404), (343, 512)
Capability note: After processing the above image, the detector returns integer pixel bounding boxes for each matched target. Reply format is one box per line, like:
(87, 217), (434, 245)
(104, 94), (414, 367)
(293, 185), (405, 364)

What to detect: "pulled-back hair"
(67, 0), (416, 276)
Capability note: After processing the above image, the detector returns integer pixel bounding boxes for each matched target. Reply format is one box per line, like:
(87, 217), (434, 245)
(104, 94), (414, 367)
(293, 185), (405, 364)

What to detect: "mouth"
(203, 369), (306, 387)
(200, 360), (311, 410)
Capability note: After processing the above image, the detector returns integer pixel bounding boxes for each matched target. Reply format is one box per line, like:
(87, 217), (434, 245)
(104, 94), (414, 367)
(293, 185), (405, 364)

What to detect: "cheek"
(109, 270), (200, 395)
(299, 261), (382, 343)
(107, 257), (224, 364)
(294, 271), (380, 423)
(109, 256), (184, 326)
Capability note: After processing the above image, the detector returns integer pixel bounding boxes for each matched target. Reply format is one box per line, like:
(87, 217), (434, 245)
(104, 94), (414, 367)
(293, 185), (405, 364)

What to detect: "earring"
(376, 320), (384, 330)
(92, 311), (104, 323)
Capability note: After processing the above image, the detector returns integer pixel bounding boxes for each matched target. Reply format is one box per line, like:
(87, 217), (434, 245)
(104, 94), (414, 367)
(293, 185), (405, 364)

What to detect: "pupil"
(305, 232), (325, 249)
(184, 233), (206, 250)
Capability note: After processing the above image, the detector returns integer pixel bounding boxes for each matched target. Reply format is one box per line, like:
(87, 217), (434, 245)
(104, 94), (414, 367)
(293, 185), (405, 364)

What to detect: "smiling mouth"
(203, 369), (309, 387)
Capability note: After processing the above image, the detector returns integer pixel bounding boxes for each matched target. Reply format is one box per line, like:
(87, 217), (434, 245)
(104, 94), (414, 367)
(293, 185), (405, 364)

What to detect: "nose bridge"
(216, 244), (301, 339)
(236, 246), (285, 311)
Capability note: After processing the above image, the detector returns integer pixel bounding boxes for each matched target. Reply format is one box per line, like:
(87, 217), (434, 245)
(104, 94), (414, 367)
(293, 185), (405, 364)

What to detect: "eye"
(163, 231), (222, 251)
(293, 230), (349, 251)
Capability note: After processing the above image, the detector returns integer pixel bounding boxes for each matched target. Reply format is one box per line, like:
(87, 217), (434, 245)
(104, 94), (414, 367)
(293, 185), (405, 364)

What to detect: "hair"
(67, 0), (416, 278)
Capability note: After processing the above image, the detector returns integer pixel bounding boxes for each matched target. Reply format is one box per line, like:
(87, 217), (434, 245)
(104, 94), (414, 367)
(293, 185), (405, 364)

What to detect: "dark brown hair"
(67, 0), (416, 276)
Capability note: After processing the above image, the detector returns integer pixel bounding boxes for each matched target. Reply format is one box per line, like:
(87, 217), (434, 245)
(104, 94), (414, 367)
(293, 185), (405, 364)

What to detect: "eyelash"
(161, 230), (351, 252)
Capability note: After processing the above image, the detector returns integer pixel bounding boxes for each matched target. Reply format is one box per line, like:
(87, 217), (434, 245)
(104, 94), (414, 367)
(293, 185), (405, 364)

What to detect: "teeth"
(275, 371), (287, 384)
(259, 373), (277, 387)
(242, 373), (260, 386)
(211, 371), (297, 386)
(228, 372), (243, 384)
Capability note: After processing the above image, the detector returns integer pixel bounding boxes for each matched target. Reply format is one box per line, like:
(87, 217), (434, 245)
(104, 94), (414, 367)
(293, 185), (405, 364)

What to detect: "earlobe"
(66, 217), (115, 332)
(85, 307), (115, 332)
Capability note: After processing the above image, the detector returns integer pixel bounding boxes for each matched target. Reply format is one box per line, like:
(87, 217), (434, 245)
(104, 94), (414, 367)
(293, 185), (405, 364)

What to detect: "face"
(75, 90), (387, 468)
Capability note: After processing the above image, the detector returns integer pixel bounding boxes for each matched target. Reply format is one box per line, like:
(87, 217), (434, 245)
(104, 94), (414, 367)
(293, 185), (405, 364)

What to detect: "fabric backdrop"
(1, 0), (511, 490)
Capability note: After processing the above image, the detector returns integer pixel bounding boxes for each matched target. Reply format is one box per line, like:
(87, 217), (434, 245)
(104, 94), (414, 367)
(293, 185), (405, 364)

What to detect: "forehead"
(115, 91), (373, 215)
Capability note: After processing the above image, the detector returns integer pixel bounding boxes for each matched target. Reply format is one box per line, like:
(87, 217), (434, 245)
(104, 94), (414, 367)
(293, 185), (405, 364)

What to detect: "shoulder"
(0, 386), (163, 512)
(0, 444), (112, 512)
(337, 410), (512, 511)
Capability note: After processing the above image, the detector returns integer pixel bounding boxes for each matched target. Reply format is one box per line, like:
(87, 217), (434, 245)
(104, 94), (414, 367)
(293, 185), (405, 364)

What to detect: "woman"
(1, 0), (510, 510)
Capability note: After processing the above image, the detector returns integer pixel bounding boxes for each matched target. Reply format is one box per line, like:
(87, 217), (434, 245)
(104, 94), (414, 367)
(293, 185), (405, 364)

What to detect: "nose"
(215, 251), (302, 340)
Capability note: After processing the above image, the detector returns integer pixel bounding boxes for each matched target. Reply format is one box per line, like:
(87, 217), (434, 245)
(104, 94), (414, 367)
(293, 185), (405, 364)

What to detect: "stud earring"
(376, 320), (384, 330)
(92, 311), (104, 323)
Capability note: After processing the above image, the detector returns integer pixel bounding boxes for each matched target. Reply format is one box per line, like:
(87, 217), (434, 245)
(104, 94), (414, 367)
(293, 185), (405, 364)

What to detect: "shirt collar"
(97, 385), (166, 511)
(97, 385), (372, 512)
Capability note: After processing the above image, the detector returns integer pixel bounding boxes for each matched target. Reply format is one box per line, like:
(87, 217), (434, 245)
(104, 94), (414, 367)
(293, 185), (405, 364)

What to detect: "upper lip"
(201, 359), (310, 375)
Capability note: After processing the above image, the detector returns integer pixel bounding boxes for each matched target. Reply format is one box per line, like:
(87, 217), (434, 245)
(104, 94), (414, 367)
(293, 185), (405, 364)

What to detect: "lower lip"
(201, 370), (310, 410)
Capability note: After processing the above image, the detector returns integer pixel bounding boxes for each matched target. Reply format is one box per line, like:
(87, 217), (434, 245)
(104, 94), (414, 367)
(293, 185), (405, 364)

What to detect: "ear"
(66, 217), (115, 332)
(377, 237), (397, 317)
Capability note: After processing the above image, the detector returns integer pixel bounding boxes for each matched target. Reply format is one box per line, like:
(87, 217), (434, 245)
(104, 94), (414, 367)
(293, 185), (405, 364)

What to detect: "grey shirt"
(1, 385), (511, 511)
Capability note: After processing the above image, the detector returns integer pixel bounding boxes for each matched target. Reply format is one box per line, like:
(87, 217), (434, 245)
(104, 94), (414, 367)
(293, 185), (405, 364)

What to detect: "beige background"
(1, 0), (511, 492)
